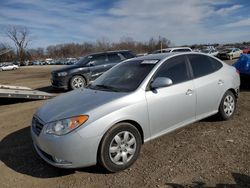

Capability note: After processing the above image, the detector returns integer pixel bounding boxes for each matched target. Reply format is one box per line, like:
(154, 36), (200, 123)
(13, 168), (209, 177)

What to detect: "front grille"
(32, 117), (44, 136)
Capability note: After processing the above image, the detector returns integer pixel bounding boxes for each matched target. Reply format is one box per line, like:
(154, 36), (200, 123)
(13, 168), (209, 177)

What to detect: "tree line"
(0, 26), (171, 63)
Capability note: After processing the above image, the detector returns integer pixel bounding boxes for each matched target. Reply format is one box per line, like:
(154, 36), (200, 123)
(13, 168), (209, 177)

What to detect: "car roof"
(134, 52), (181, 61)
(132, 51), (218, 62)
(160, 47), (191, 50)
(86, 50), (132, 56)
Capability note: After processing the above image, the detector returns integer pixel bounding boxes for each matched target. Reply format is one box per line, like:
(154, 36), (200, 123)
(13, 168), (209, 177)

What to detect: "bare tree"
(6, 26), (31, 65)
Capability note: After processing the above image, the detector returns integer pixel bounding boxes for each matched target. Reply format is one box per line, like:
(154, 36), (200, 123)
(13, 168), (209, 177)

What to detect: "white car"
(0, 64), (19, 71)
(31, 52), (240, 172)
(152, 47), (192, 54)
(218, 48), (242, 60)
(201, 49), (219, 56)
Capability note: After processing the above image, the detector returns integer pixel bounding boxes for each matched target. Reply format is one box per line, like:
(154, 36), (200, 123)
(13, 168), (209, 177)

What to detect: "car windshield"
(75, 56), (93, 65)
(88, 59), (158, 92)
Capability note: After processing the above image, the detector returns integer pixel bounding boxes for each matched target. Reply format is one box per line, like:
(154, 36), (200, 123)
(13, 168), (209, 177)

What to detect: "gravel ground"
(0, 61), (250, 188)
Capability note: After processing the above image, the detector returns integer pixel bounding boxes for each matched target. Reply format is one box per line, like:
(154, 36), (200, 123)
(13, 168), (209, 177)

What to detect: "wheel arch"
(228, 88), (239, 99)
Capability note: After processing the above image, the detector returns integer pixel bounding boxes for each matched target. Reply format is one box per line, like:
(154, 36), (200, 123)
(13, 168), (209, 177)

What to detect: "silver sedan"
(31, 52), (240, 172)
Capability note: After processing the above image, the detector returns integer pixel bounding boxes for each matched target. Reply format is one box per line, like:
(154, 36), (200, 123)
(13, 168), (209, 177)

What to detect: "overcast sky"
(0, 0), (250, 48)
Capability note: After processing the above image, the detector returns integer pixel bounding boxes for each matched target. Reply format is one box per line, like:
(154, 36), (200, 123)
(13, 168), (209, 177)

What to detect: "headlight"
(45, 115), (88, 136)
(57, 72), (68, 77)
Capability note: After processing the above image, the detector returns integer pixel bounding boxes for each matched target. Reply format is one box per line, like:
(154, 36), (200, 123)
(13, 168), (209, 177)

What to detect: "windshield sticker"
(141, 60), (159, 64)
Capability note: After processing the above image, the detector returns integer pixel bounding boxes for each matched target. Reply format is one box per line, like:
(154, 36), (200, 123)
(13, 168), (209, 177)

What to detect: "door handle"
(186, 89), (193, 96)
(218, 80), (224, 85)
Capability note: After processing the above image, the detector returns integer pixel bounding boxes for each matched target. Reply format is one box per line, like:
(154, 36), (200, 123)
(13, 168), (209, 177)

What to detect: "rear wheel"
(218, 90), (236, 120)
(98, 122), (142, 172)
(70, 75), (86, 90)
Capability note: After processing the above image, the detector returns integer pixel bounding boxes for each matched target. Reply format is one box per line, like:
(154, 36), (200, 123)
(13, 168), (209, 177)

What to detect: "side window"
(92, 55), (107, 66)
(188, 54), (222, 78)
(107, 53), (122, 62)
(154, 55), (190, 85)
(121, 51), (136, 59)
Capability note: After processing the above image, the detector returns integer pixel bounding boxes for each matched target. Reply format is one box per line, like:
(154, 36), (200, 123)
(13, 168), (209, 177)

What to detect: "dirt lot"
(0, 62), (250, 188)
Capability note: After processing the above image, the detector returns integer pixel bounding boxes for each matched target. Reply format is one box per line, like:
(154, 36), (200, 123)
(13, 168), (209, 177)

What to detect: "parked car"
(32, 61), (44, 65)
(0, 63), (19, 71)
(201, 49), (219, 56)
(233, 54), (250, 76)
(31, 52), (240, 172)
(218, 48), (242, 60)
(151, 47), (192, 54)
(51, 50), (136, 90)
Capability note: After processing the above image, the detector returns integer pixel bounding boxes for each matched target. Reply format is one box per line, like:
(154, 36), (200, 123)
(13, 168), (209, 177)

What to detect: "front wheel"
(98, 123), (142, 172)
(69, 75), (86, 90)
(218, 90), (236, 120)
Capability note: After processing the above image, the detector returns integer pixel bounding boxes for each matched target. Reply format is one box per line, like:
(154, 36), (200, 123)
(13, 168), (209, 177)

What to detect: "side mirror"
(150, 77), (173, 89)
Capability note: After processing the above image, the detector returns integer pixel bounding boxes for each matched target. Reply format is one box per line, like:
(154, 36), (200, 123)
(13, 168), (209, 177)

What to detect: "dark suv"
(51, 50), (136, 90)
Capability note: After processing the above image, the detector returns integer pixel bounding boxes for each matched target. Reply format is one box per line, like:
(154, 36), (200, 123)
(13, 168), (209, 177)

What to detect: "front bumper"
(31, 125), (101, 168)
(51, 75), (69, 90)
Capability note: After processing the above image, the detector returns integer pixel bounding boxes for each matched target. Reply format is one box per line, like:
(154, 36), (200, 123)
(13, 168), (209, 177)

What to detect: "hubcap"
(109, 131), (136, 165)
(223, 95), (235, 117)
(72, 77), (84, 89)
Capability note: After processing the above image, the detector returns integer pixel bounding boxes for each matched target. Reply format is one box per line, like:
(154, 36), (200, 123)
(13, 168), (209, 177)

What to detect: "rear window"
(188, 54), (222, 78)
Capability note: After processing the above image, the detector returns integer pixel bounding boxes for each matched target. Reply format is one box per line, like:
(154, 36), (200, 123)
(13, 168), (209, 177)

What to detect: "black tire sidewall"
(98, 123), (142, 172)
(219, 90), (236, 120)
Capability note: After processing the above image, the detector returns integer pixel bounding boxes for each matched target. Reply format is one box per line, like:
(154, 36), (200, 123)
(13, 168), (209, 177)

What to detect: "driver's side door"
(145, 55), (196, 139)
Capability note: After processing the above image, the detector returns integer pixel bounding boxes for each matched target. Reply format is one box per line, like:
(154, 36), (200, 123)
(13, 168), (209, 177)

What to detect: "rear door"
(146, 55), (196, 138)
(89, 54), (108, 80)
(187, 54), (224, 120)
(106, 53), (125, 70)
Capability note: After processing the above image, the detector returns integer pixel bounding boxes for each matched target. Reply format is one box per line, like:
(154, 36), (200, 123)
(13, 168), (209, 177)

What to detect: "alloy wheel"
(223, 95), (235, 117)
(109, 131), (137, 165)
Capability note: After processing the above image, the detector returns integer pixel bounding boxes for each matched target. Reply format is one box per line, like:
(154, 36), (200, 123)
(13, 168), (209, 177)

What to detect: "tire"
(98, 122), (142, 172)
(218, 90), (236, 120)
(69, 75), (86, 90)
(13, 67), (17, 70)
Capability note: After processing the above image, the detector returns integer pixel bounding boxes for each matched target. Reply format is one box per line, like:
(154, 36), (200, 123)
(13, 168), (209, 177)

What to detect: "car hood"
(35, 89), (128, 123)
(52, 64), (86, 73)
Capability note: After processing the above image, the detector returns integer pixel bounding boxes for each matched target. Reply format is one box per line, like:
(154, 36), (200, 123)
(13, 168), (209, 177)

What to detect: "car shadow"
(200, 115), (221, 123)
(35, 86), (65, 94)
(166, 173), (250, 188)
(0, 127), (107, 178)
(0, 98), (40, 105)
